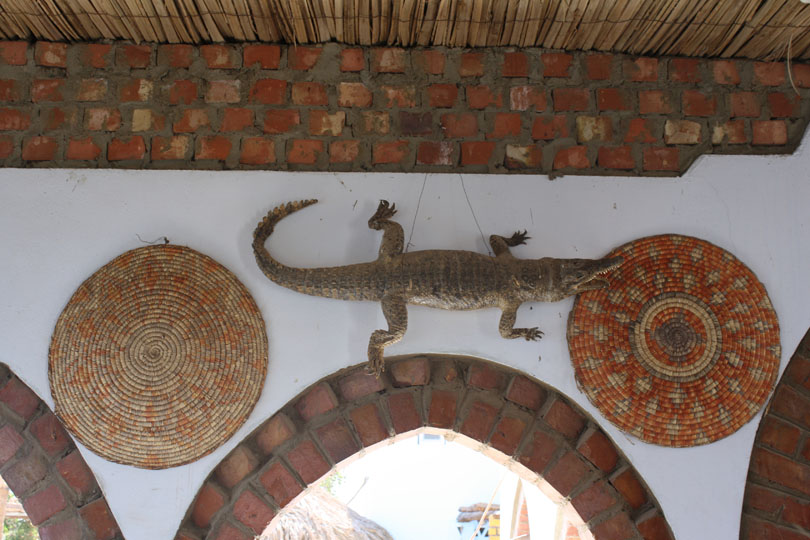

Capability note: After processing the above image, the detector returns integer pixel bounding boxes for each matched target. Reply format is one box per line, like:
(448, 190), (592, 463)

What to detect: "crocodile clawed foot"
(524, 327), (544, 341)
(508, 230), (531, 247)
(366, 347), (385, 378)
(369, 199), (397, 227)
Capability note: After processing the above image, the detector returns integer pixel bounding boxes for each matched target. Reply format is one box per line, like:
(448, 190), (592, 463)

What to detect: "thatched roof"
(2, 0), (810, 60)
(260, 487), (394, 540)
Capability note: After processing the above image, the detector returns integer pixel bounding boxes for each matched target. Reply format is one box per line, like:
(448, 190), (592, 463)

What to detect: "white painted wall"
(0, 134), (809, 540)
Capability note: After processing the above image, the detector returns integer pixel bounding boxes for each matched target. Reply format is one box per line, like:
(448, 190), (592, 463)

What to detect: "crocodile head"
(558, 256), (624, 297)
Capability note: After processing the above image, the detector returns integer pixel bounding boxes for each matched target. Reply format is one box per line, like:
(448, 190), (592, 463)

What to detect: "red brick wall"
(0, 363), (122, 540)
(178, 355), (674, 540)
(0, 41), (807, 175)
(741, 331), (810, 539)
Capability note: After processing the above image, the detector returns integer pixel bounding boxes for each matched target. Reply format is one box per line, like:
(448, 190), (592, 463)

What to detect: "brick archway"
(177, 355), (674, 540)
(0, 362), (123, 539)
(741, 329), (810, 539)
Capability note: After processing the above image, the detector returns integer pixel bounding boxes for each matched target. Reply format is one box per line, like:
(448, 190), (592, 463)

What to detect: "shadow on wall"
(177, 354), (675, 540)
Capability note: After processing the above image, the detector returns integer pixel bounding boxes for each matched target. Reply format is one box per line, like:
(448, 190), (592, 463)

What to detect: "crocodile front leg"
(490, 230), (530, 257)
(367, 293), (407, 376)
(369, 200), (404, 260)
(499, 301), (543, 341)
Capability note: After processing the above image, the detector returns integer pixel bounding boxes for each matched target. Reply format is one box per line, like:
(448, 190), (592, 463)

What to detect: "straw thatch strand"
(1, 0), (809, 60)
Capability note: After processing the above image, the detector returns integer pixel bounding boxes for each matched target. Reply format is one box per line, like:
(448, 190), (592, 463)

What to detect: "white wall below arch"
(1, 136), (809, 540)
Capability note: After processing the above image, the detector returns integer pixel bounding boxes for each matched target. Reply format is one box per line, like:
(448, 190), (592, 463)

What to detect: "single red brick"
(713, 60), (740, 84)
(0, 425), (23, 464)
(292, 82), (328, 105)
(639, 90), (672, 114)
(350, 403), (388, 447)
(768, 92), (801, 117)
(585, 53), (613, 80)
(571, 481), (619, 522)
(329, 140), (360, 163)
(76, 78), (107, 102)
(669, 58), (701, 83)
(542, 53), (572, 77)
(174, 109), (209, 133)
(80, 498), (118, 540)
(752, 120), (788, 145)
(532, 115), (568, 140)
(221, 108), (253, 132)
(22, 136), (58, 161)
(372, 48), (406, 73)
(544, 451), (591, 497)
(288, 139), (324, 164)
(503, 52), (528, 77)
(428, 84), (458, 108)
(598, 146), (635, 170)
(66, 137), (101, 160)
(637, 513), (674, 540)
(158, 44), (193, 68)
(578, 430), (619, 472)
(712, 119), (747, 145)
(504, 143), (542, 169)
(206, 80), (240, 103)
(23, 483), (66, 525)
(192, 483), (225, 528)
(169, 80), (197, 105)
(793, 64), (810, 87)
(461, 141), (496, 166)
(233, 490), (275, 534)
(400, 111), (432, 136)
(418, 50), (445, 74)
(506, 376), (546, 410)
(576, 115), (613, 142)
(611, 468), (648, 509)
(417, 141), (454, 166)
(441, 113), (478, 138)
(625, 118), (659, 143)
(553, 88), (589, 111)
(544, 399), (586, 439)
(82, 43), (111, 68)
(461, 401), (498, 442)
(372, 140), (410, 164)
(664, 119), (701, 144)
(255, 414), (296, 455)
(643, 147), (679, 171)
(0, 80), (19, 102)
(591, 513), (636, 540)
(467, 85), (502, 109)
(250, 79), (286, 104)
(317, 418), (359, 463)
(35, 42), (67, 67)
(152, 135), (190, 160)
(0, 135), (12, 158)
(216, 446), (258, 489)
(0, 377), (40, 420)
(244, 44), (281, 69)
(43, 107), (75, 131)
(39, 517), (82, 540)
(490, 415), (527, 455)
(130, 107), (164, 131)
(56, 451), (96, 497)
(334, 371), (380, 402)
(85, 108), (121, 131)
(120, 44), (151, 68)
(286, 439), (331, 484)
(201, 44), (237, 69)
(338, 82), (372, 108)
(388, 392), (421, 433)
(120, 79), (153, 102)
(625, 57), (658, 81)
(730, 92), (760, 117)
(32, 79), (65, 102)
(509, 86), (546, 111)
(390, 357), (430, 386)
(240, 137), (275, 165)
(259, 462), (302, 507)
(597, 88), (629, 111)
(381, 85), (417, 108)
(683, 89), (716, 116)
(488, 112), (521, 139)
(288, 46), (322, 70)
(108, 136), (145, 161)
(743, 516), (808, 540)
(338, 48), (364, 72)
(0, 108), (29, 131)
(3, 453), (48, 495)
(759, 417), (800, 454)
(771, 385), (810, 429)
(460, 53), (485, 77)
(308, 110), (344, 136)
(263, 109), (300, 134)
(553, 146), (589, 170)
(468, 363), (505, 390)
(0, 42), (27, 65)
(428, 390), (458, 428)
(519, 430), (559, 474)
(754, 62), (786, 86)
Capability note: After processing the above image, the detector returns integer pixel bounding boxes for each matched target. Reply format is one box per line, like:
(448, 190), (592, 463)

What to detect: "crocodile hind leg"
(367, 294), (407, 376)
(369, 200), (404, 260)
(499, 302), (543, 341)
(489, 230), (530, 257)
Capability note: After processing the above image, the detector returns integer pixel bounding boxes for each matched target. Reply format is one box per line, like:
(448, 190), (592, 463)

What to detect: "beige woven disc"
(49, 245), (268, 469)
(567, 235), (780, 447)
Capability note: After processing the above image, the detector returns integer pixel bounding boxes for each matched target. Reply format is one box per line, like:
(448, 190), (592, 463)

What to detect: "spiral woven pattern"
(49, 245), (268, 469)
(567, 235), (780, 447)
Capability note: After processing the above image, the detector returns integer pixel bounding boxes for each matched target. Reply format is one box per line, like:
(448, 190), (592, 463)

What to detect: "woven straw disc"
(49, 245), (268, 469)
(567, 235), (780, 447)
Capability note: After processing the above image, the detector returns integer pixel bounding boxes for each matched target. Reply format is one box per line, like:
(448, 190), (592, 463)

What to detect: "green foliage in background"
(4, 519), (39, 540)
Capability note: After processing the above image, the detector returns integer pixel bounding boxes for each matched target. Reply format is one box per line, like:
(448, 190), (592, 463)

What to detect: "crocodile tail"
(252, 200), (318, 288)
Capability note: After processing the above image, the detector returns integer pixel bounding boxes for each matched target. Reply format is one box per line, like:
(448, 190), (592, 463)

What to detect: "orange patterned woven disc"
(49, 245), (268, 469)
(567, 235), (780, 447)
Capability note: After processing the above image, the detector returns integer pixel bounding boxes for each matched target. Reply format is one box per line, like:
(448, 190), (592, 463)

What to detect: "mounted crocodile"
(253, 200), (623, 375)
